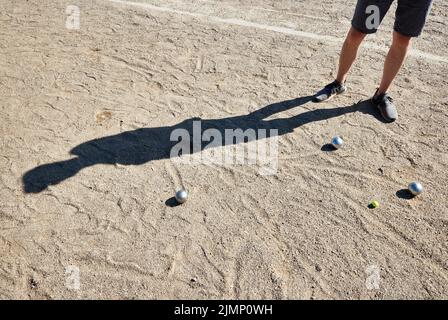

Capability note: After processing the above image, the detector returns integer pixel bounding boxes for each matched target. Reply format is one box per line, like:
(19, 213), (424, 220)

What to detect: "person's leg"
(371, 31), (412, 123)
(371, 0), (433, 123)
(337, 0), (394, 84)
(313, 0), (393, 103)
(336, 27), (368, 84)
(377, 31), (412, 94)
(312, 27), (367, 103)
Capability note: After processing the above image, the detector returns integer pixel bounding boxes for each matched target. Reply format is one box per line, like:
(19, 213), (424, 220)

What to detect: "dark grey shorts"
(351, 0), (433, 37)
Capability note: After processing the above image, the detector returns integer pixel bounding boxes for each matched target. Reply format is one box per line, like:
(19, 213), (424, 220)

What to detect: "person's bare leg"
(336, 27), (367, 84)
(313, 27), (367, 103)
(377, 31), (412, 94)
(371, 31), (411, 122)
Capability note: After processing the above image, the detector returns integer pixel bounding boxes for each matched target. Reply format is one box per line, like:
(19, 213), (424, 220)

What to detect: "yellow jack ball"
(370, 200), (380, 209)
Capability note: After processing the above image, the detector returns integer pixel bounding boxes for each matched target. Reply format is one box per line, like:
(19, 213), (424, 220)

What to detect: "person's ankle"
(376, 88), (388, 96)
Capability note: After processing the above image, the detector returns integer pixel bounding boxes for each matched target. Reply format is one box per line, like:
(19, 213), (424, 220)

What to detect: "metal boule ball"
(175, 190), (188, 204)
(331, 136), (344, 149)
(408, 182), (423, 196)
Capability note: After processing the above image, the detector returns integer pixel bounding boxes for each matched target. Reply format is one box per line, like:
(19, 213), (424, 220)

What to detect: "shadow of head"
(23, 158), (84, 193)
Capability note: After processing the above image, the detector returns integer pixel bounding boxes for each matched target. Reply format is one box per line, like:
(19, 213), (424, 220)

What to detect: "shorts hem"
(393, 27), (421, 38)
(351, 21), (377, 35)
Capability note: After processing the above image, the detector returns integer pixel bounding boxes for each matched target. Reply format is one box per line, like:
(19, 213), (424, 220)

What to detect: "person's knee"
(345, 27), (367, 45)
(393, 31), (412, 49)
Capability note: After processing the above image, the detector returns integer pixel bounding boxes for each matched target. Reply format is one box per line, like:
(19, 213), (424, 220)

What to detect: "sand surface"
(1, 0), (447, 299)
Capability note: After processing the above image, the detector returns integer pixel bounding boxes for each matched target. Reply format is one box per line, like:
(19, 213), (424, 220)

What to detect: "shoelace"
(325, 82), (340, 94)
(380, 95), (393, 103)
(374, 93), (393, 104)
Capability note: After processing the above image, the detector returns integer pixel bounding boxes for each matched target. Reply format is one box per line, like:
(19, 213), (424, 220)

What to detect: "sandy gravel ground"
(1, 0), (447, 299)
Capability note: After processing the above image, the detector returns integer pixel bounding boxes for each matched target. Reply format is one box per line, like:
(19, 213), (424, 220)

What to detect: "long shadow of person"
(22, 96), (382, 193)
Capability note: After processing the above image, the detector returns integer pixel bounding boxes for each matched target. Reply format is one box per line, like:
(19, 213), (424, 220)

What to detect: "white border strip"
(106, 0), (448, 64)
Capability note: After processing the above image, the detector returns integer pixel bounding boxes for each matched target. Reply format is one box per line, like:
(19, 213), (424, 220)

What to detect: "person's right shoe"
(371, 90), (398, 123)
(312, 80), (347, 103)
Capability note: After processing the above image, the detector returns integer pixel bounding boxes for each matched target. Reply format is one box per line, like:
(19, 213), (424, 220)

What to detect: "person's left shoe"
(371, 90), (398, 123)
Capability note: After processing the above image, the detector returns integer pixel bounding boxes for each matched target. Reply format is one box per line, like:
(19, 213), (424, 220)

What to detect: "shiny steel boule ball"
(408, 182), (423, 196)
(175, 190), (188, 204)
(331, 136), (344, 149)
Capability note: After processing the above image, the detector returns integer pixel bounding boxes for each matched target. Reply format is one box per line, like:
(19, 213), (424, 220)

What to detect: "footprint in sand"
(95, 110), (112, 124)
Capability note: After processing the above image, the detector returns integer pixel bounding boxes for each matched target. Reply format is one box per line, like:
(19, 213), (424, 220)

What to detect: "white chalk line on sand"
(106, 0), (448, 64)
